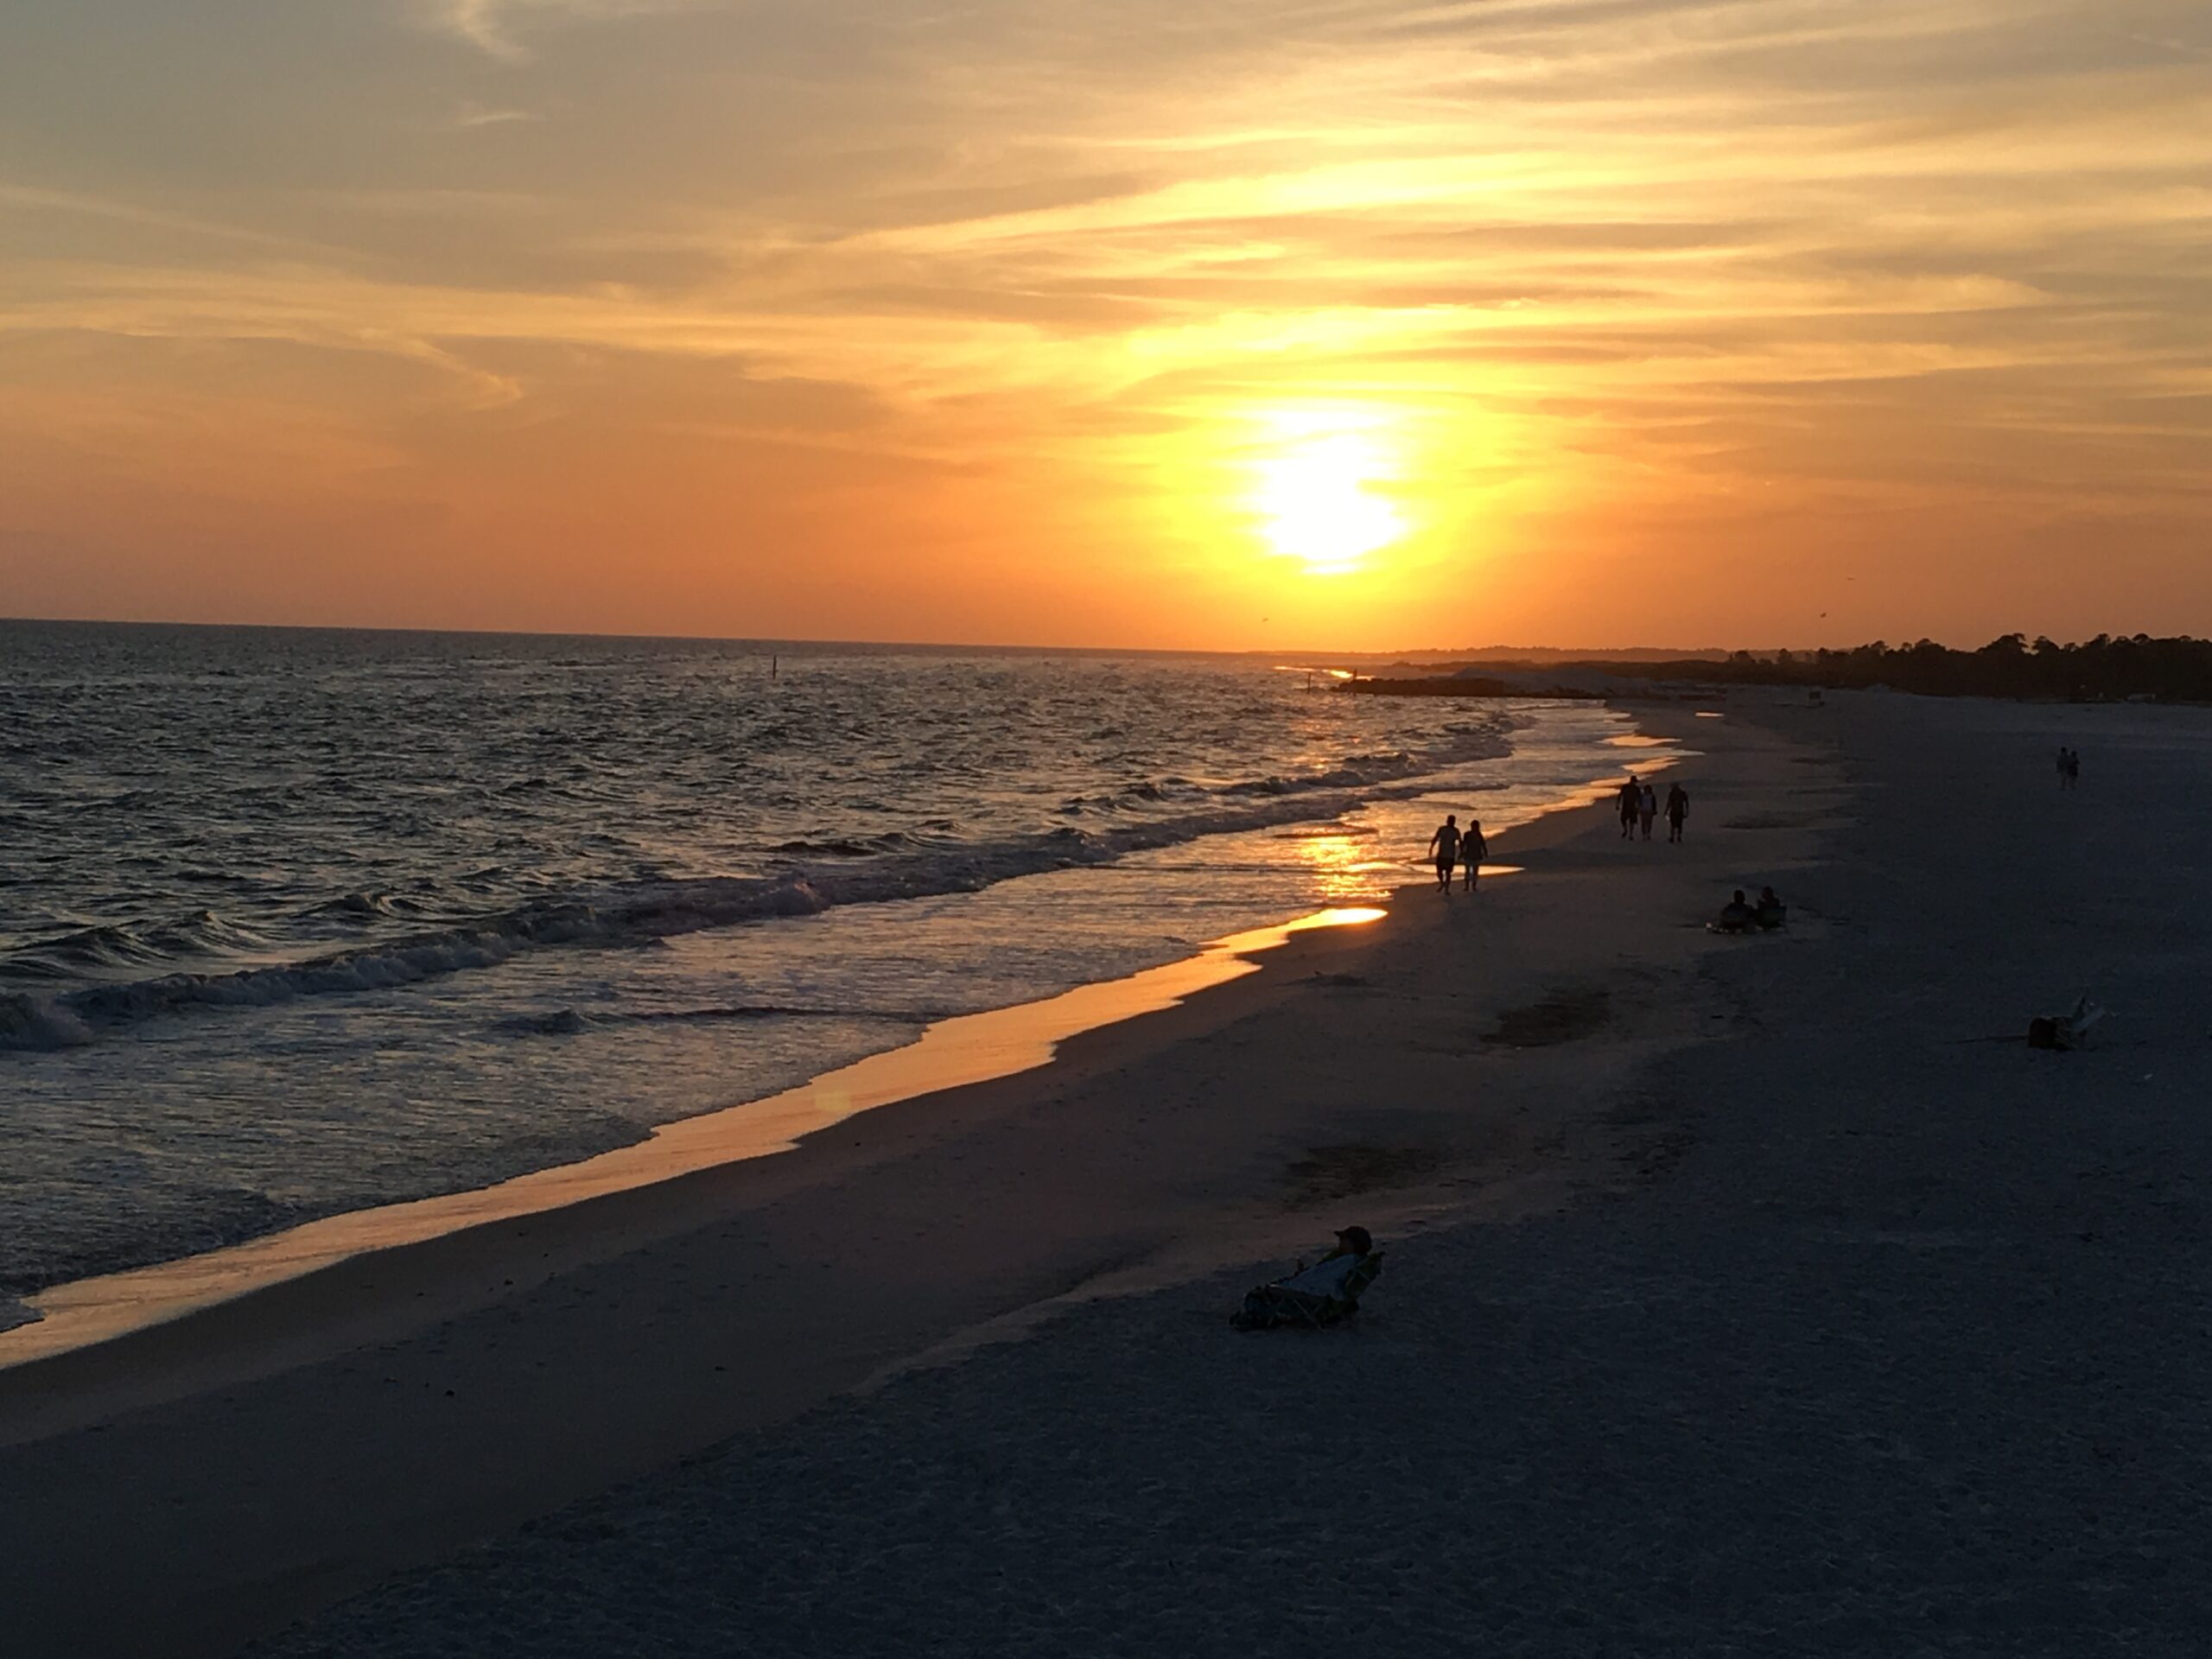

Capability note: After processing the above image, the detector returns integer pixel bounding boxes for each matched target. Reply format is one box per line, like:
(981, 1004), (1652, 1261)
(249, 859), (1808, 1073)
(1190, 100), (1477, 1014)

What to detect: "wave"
(3, 910), (275, 980)
(1052, 743), (1445, 817)
(0, 719), (1516, 1052)
(498, 1003), (940, 1038)
(304, 890), (430, 922)
(768, 831), (944, 859)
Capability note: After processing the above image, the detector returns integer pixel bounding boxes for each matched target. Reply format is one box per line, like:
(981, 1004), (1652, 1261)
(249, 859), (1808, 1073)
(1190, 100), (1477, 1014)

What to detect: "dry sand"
(10, 690), (2211, 1656)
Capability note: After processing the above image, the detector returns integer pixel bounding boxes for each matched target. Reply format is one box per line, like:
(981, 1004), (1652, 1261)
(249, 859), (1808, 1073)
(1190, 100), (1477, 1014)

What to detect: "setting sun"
(1249, 419), (1409, 577)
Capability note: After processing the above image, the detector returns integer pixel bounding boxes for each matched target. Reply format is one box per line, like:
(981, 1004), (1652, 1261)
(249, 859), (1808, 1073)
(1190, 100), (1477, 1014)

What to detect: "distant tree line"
(1574, 635), (2212, 703)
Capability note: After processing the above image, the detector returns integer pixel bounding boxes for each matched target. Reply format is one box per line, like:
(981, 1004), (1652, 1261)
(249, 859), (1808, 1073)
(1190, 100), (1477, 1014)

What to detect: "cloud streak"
(423, 0), (706, 61)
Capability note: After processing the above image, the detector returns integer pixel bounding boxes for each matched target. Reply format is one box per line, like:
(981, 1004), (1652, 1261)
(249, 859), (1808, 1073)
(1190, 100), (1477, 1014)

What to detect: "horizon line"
(4, 612), (2091, 663)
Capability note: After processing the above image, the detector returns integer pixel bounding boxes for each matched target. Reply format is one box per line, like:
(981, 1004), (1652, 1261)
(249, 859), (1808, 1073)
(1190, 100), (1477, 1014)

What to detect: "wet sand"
(28, 690), (2212, 1656)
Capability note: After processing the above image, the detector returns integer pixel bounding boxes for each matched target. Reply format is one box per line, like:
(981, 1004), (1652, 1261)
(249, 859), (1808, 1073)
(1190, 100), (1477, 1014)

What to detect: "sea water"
(0, 621), (1657, 1327)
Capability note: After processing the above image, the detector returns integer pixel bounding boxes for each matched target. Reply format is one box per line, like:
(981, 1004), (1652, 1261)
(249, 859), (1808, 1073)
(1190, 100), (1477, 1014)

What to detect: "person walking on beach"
(1427, 815), (1461, 893)
(1665, 782), (1690, 842)
(1461, 817), (1489, 890)
(1618, 775), (1641, 839)
(1638, 782), (1658, 841)
(2061, 747), (2081, 790)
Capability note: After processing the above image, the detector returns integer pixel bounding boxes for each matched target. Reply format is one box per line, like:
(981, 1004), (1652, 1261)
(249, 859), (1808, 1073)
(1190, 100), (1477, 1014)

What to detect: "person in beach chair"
(1709, 889), (1758, 933)
(1754, 886), (1788, 930)
(1230, 1225), (1383, 1331)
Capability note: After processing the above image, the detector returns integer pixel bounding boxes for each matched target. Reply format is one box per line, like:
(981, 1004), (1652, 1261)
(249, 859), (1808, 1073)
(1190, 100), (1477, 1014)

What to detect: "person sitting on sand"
(1716, 888), (1757, 931)
(1755, 887), (1787, 929)
(1427, 815), (1460, 892)
(1460, 817), (1489, 890)
(1665, 782), (1690, 843)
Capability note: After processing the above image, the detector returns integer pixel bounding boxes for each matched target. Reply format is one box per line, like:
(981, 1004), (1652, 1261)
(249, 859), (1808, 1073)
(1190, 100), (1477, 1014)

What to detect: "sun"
(1248, 421), (1408, 576)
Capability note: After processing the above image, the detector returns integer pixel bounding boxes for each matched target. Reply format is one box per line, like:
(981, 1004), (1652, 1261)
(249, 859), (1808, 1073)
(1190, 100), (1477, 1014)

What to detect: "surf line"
(0, 906), (1387, 1370)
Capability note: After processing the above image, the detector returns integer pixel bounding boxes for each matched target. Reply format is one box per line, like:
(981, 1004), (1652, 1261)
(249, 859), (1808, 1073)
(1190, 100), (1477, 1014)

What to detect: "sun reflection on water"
(1283, 828), (1402, 905)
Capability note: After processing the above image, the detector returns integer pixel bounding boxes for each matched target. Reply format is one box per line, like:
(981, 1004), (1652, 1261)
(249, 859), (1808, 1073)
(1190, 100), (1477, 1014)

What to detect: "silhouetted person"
(1427, 815), (1460, 893)
(1665, 782), (1690, 842)
(1755, 886), (1787, 929)
(1461, 817), (1489, 890)
(1618, 775), (1641, 839)
(2063, 748), (2081, 790)
(1638, 782), (1657, 841)
(1322, 1224), (1372, 1263)
(1717, 888), (1756, 931)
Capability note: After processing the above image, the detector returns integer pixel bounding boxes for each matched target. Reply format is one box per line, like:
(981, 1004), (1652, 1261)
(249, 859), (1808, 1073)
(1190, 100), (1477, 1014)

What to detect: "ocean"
(0, 621), (1663, 1330)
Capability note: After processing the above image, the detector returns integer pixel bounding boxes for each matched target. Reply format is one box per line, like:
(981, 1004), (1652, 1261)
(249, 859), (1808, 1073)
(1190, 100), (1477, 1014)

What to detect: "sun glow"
(1248, 416), (1409, 576)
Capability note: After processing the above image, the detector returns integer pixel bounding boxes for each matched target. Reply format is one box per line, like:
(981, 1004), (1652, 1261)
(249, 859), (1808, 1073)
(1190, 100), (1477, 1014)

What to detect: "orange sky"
(2, 0), (2208, 650)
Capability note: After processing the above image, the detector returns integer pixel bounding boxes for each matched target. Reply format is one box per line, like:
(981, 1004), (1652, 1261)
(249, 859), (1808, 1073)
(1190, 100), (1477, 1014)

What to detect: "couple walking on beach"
(1618, 774), (1691, 842)
(1427, 814), (1488, 893)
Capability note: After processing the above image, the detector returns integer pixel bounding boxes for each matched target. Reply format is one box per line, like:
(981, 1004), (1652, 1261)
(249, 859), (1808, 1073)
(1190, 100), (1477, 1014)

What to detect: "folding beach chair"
(1230, 1251), (1384, 1331)
(2028, 995), (2106, 1051)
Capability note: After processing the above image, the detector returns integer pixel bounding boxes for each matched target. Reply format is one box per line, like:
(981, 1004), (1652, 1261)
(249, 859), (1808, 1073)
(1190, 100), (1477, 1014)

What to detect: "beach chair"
(1230, 1251), (1383, 1331)
(2028, 996), (2106, 1051)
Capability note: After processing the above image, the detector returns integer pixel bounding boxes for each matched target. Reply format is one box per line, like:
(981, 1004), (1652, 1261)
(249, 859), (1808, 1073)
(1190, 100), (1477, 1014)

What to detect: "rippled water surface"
(0, 622), (1657, 1322)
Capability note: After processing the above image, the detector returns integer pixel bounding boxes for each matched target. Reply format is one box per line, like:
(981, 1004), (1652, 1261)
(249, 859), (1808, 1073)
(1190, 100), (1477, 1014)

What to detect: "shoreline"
(0, 906), (1392, 1370)
(2, 702), (1763, 1659)
(0, 731), (1676, 1374)
(248, 686), (2212, 1659)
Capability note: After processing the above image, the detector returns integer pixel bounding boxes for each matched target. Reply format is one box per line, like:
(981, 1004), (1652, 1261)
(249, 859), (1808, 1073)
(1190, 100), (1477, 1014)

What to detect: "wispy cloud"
(449, 103), (542, 129)
(0, 185), (340, 257)
(422, 0), (706, 62)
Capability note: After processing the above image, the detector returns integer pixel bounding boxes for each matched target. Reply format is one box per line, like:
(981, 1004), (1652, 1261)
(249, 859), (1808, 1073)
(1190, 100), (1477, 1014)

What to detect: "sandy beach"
(9, 689), (2210, 1656)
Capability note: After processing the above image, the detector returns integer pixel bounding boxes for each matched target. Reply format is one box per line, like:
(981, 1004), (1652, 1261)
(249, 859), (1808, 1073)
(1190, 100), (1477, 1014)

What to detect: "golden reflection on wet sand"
(1286, 829), (1400, 904)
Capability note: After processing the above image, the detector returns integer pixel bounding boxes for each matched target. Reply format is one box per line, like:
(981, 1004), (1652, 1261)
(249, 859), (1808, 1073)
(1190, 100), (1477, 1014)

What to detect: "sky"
(1, 0), (2207, 651)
